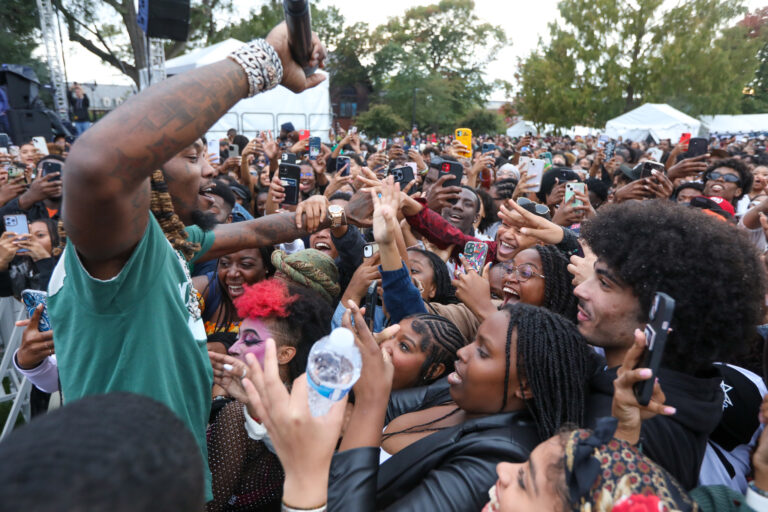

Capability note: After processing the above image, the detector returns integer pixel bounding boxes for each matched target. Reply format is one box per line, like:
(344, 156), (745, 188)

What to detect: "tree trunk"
(122, 0), (145, 87)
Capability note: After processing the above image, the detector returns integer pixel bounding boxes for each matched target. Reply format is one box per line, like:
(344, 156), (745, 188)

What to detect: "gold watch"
(328, 204), (346, 229)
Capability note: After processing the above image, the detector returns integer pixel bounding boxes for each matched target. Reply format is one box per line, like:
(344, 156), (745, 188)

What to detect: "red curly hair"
(234, 279), (298, 320)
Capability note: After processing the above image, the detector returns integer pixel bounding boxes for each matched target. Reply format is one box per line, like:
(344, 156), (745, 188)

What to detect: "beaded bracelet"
(227, 39), (283, 97)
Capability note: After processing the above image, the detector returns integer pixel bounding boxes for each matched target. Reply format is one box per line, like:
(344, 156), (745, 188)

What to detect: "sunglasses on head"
(707, 171), (740, 184)
(516, 197), (550, 216)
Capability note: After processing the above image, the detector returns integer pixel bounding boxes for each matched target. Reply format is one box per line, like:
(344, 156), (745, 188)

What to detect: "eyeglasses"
(501, 262), (546, 282)
(516, 197), (550, 216)
(707, 171), (741, 184)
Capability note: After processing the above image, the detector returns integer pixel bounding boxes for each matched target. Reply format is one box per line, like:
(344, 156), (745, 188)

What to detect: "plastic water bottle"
(307, 327), (361, 417)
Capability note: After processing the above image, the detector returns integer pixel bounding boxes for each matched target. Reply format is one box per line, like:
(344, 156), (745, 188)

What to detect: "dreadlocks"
(150, 170), (200, 261)
(500, 303), (591, 440)
(406, 313), (466, 384)
(535, 245), (578, 321)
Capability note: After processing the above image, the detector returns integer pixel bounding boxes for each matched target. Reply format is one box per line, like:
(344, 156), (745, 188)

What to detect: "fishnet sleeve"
(206, 401), (284, 511)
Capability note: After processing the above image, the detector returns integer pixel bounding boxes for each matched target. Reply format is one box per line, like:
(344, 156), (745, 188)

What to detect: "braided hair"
(150, 170), (200, 261)
(406, 313), (467, 384)
(408, 248), (458, 305)
(534, 245), (578, 321)
(500, 303), (592, 440)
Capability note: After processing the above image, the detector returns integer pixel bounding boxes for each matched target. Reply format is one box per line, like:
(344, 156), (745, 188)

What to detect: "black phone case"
(390, 166), (415, 188)
(279, 163), (301, 205)
(633, 292), (675, 406)
(440, 162), (463, 189)
(336, 157), (351, 177)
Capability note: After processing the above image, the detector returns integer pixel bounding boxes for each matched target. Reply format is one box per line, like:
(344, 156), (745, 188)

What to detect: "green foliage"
(356, 104), (408, 139)
(517, 0), (765, 128)
(0, 0), (45, 68)
(459, 107), (506, 135)
(742, 8), (768, 113)
(366, 0), (506, 131)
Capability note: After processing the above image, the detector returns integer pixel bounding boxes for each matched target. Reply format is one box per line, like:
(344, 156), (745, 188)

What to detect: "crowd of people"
(2, 20), (768, 512)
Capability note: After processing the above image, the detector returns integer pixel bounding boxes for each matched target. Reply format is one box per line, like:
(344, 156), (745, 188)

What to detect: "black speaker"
(0, 65), (41, 109)
(137, 0), (191, 41)
(6, 109), (55, 145)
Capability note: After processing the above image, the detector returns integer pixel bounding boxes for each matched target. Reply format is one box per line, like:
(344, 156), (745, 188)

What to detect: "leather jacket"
(327, 379), (540, 511)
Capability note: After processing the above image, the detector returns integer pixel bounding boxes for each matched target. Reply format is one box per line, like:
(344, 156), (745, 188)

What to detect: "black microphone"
(283, 0), (316, 76)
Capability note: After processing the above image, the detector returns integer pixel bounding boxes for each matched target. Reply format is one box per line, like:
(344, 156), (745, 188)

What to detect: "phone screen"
(309, 137), (321, 161)
(336, 156), (351, 177)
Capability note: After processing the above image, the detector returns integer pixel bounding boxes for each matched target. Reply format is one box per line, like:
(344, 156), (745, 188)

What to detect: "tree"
(355, 105), (408, 139)
(517, 0), (763, 128)
(741, 7), (768, 113)
(0, 0), (49, 80)
(50, 0), (233, 87)
(459, 107), (506, 135)
(367, 0), (507, 132)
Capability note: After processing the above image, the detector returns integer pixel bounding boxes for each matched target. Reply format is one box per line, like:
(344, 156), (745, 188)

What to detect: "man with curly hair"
(576, 200), (766, 490)
(701, 157), (753, 208)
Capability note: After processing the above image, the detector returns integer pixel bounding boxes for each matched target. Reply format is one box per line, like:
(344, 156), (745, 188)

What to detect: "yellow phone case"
(454, 128), (472, 159)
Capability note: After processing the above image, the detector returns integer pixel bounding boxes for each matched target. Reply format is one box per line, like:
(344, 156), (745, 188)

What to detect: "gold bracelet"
(281, 502), (327, 512)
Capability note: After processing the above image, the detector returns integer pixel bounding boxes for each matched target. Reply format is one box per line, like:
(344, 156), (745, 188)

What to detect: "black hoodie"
(586, 365), (724, 490)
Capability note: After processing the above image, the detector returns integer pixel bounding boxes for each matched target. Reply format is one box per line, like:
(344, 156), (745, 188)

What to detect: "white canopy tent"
(506, 120), (537, 137)
(700, 114), (768, 135)
(605, 103), (702, 142)
(165, 39), (333, 142)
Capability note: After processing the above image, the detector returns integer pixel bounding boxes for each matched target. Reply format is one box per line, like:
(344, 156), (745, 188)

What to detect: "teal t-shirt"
(48, 216), (216, 500)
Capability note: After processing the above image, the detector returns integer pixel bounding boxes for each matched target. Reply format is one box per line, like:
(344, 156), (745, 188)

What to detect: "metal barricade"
(0, 300), (30, 439)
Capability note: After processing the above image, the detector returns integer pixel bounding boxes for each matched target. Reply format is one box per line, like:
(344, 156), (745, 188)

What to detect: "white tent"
(605, 103), (702, 142)
(700, 114), (768, 135)
(165, 39), (333, 142)
(506, 120), (537, 137)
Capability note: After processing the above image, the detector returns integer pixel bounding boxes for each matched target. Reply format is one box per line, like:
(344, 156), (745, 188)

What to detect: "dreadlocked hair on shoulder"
(151, 170), (200, 261)
(534, 245), (578, 322)
(501, 303), (592, 441)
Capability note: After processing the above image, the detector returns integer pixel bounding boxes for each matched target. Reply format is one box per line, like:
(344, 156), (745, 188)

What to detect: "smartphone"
(9, 146), (19, 158)
(4, 214), (29, 253)
(7, 163), (25, 180)
(565, 182), (585, 207)
(41, 160), (62, 181)
(481, 142), (495, 155)
(363, 242), (379, 259)
(647, 147), (663, 162)
(228, 144), (240, 158)
(455, 128), (472, 158)
(597, 135), (609, 149)
(207, 139), (220, 164)
(634, 292), (675, 406)
(440, 161), (464, 189)
(21, 289), (52, 332)
(336, 156), (351, 177)
(526, 159), (546, 193)
(390, 166), (415, 189)
(308, 137), (321, 161)
(350, 126), (358, 135)
(298, 129), (310, 141)
(604, 140), (616, 160)
(0, 133), (8, 149)
(31, 136), (48, 156)
(679, 132), (692, 145)
(541, 151), (553, 166)
(378, 139), (387, 152)
(688, 137), (708, 158)
(281, 152), (297, 165)
(21, 289), (51, 332)
(463, 241), (489, 274)
(639, 161), (665, 179)
(278, 163), (301, 205)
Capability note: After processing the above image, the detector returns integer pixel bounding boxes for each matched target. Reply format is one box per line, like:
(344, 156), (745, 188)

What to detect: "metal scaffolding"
(36, 0), (69, 121)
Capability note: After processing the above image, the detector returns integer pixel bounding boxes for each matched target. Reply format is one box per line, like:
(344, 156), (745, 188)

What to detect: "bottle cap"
(328, 327), (354, 348)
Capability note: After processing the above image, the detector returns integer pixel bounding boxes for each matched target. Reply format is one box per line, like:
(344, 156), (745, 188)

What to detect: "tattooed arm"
(62, 23), (326, 279)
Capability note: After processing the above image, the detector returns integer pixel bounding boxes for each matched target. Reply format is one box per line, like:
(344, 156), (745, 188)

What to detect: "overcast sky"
(53, 0), (764, 101)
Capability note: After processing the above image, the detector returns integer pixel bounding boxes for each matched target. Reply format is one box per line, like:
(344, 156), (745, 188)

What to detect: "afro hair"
(581, 200), (766, 375)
